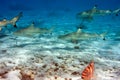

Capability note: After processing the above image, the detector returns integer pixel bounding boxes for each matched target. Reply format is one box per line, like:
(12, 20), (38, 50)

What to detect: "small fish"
(0, 12), (22, 31)
(81, 61), (95, 80)
(13, 22), (54, 37)
(58, 28), (107, 42)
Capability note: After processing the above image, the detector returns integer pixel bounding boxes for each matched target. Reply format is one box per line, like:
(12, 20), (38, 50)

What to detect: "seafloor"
(0, 10), (120, 80)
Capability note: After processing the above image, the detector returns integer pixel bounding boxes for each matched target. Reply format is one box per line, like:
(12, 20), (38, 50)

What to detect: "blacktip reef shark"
(76, 5), (120, 22)
(13, 22), (54, 37)
(0, 12), (22, 31)
(76, 5), (98, 22)
(58, 28), (107, 42)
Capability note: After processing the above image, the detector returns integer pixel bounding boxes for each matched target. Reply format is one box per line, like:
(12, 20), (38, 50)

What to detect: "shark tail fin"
(15, 12), (23, 19)
(100, 32), (107, 40)
(113, 8), (120, 16)
(10, 12), (23, 28)
(10, 21), (17, 28)
(18, 12), (23, 17)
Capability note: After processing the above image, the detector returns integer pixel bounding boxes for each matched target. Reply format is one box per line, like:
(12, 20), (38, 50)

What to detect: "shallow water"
(0, 0), (120, 80)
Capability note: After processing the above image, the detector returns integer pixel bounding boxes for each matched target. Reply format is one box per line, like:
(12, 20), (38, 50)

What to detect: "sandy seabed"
(0, 35), (120, 80)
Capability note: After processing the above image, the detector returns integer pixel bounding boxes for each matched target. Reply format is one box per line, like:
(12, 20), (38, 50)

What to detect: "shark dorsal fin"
(29, 22), (35, 28)
(92, 5), (97, 12)
(93, 6), (97, 10)
(90, 5), (98, 14)
(77, 28), (82, 33)
(93, 5), (97, 9)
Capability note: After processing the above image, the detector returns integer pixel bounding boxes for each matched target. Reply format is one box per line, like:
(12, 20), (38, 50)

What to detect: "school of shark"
(0, 5), (119, 43)
(0, 6), (119, 42)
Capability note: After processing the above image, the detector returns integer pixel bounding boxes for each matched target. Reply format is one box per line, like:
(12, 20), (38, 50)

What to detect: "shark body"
(58, 29), (106, 41)
(14, 22), (54, 37)
(76, 6), (120, 21)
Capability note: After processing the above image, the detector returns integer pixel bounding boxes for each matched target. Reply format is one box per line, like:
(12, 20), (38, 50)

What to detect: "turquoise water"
(0, 0), (120, 80)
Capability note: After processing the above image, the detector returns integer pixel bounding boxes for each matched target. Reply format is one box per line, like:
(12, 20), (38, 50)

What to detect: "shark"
(58, 28), (107, 42)
(76, 5), (120, 22)
(0, 12), (22, 31)
(13, 22), (54, 37)
(76, 6), (98, 21)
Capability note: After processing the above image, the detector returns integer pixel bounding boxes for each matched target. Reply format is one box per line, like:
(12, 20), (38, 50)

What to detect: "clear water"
(0, 0), (120, 80)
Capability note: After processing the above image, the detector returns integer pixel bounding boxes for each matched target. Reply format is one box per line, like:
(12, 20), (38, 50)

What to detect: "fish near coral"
(81, 61), (95, 80)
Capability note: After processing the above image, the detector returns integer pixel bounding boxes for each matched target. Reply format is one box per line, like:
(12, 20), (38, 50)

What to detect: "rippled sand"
(0, 34), (120, 80)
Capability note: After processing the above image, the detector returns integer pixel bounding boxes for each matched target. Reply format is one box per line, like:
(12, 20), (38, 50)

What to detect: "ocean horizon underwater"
(0, 0), (120, 80)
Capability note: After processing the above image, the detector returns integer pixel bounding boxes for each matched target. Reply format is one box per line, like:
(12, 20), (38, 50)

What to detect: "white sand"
(0, 35), (120, 80)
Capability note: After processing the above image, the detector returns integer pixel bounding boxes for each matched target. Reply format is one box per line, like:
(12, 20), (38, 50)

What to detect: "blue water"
(0, 0), (120, 80)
